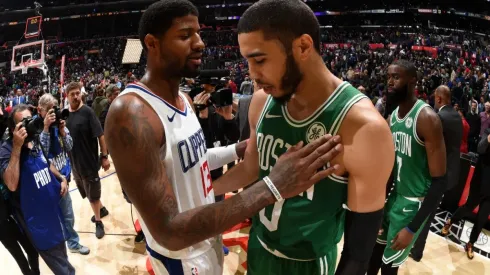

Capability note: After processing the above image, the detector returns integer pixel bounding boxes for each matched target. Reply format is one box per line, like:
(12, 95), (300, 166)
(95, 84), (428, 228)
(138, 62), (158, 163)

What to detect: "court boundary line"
(68, 171), (117, 193)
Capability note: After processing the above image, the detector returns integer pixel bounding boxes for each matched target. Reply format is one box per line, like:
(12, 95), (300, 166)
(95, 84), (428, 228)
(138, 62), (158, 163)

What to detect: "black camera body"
(21, 116), (44, 143)
(209, 88), (233, 108)
(52, 106), (69, 126)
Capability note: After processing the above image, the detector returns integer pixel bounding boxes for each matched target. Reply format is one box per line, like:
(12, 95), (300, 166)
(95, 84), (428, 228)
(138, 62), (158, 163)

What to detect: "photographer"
(37, 94), (90, 255)
(193, 78), (240, 185)
(0, 104), (74, 275)
(193, 77), (240, 256)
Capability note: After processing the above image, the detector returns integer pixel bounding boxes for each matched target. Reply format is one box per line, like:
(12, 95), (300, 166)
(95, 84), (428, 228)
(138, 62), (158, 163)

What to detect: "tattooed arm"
(105, 93), (276, 251)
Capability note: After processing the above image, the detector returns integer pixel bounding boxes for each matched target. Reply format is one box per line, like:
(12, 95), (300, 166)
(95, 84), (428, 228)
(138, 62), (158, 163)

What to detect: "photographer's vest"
(47, 127), (71, 179)
(20, 146), (66, 251)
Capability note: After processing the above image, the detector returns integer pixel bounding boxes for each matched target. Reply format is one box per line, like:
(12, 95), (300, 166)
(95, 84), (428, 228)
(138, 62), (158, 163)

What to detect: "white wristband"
(263, 176), (283, 202)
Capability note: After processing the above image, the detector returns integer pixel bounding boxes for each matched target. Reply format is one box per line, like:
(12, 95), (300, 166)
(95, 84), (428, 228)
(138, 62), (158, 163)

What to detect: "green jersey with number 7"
(253, 82), (367, 261)
(389, 99), (432, 197)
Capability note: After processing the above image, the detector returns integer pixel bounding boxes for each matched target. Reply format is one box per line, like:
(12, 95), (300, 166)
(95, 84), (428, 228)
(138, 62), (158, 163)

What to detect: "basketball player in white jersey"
(105, 1), (343, 274)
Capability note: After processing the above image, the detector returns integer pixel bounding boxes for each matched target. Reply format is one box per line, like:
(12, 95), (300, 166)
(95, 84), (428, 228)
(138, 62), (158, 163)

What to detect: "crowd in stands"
(0, 27), (489, 122)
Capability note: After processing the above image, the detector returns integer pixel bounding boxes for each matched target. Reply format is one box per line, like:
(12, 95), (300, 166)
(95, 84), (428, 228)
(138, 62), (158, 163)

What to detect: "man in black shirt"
(65, 82), (111, 239)
(466, 101), (481, 152)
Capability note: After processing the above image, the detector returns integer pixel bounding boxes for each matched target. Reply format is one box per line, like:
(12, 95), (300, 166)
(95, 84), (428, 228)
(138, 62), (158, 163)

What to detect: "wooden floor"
(2, 160), (490, 274)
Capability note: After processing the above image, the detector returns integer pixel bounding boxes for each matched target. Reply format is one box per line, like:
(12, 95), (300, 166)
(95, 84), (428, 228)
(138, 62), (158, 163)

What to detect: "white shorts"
(148, 238), (224, 275)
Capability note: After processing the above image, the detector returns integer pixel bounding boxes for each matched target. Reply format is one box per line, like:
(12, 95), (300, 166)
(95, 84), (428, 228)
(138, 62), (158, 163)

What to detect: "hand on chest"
(256, 127), (346, 177)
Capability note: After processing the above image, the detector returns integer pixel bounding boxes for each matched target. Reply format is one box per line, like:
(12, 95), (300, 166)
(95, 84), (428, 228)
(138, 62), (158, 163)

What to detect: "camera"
(209, 88), (233, 108)
(21, 116), (44, 143)
(52, 106), (69, 126)
(191, 70), (233, 111)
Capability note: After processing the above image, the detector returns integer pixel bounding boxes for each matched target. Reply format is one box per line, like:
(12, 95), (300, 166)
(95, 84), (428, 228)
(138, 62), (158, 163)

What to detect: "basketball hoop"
(21, 66), (28, 75)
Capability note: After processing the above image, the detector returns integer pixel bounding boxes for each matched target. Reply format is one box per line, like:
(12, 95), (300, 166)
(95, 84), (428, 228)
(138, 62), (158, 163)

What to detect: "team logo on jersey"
(191, 267), (199, 275)
(405, 117), (413, 129)
(306, 122), (326, 143)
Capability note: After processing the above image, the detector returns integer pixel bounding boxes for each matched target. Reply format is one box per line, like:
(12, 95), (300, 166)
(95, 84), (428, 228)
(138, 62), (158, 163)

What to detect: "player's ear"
(295, 34), (314, 61)
(144, 34), (159, 53)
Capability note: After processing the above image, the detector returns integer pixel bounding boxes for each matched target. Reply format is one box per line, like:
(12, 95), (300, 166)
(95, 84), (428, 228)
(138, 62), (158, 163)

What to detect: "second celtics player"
(213, 1), (395, 274)
(367, 60), (448, 275)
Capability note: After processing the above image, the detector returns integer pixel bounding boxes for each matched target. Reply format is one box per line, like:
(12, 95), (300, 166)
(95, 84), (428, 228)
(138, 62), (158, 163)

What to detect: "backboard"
(11, 40), (45, 73)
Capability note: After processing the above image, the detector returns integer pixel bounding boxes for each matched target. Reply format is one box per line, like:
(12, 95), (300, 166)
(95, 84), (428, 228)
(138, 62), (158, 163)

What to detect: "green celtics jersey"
(253, 82), (367, 260)
(389, 100), (432, 198)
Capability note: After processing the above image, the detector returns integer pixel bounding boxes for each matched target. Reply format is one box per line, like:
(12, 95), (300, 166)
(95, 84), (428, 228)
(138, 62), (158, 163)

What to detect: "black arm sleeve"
(407, 175), (447, 233)
(335, 208), (384, 275)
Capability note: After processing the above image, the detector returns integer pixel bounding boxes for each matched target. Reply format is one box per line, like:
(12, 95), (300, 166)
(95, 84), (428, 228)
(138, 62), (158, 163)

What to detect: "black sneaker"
(95, 221), (105, 239)
(91, 207), (109, 223)
(135, 231), (146, 243)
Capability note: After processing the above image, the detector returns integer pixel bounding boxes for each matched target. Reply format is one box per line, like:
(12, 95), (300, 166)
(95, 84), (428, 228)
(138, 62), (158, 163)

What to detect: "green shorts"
(377, 192), (427, 267)
(247, 229), (337, 275)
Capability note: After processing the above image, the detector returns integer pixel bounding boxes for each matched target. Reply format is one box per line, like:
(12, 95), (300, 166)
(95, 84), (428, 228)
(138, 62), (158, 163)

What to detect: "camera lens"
(60, 109), (69, 120)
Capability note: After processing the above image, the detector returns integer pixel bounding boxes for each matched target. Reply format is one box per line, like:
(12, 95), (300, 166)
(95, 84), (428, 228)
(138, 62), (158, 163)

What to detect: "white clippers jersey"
(120, 82), (216, 260)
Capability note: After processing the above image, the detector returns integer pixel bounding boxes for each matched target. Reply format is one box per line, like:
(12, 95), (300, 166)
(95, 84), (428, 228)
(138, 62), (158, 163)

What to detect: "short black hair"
(237, 0), (321, 53)
(138, 0), (199, 52)
(391, 59), (417, 78)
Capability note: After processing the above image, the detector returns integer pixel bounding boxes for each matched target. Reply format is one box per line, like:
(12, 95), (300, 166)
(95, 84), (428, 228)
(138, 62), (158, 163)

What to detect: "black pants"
(0, 219), (39, 275)
(450, 195), (490, 244)
(468, 136), (479, 153)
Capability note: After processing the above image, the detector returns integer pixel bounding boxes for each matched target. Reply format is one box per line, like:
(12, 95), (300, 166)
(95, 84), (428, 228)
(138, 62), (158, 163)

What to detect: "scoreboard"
(25, 16), (42, 39)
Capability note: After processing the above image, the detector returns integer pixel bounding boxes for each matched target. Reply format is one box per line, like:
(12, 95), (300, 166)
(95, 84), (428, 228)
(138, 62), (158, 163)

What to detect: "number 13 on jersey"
(200, 160), (213, 198)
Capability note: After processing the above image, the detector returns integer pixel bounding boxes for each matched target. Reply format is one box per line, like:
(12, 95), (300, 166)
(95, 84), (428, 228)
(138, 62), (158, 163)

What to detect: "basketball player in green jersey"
(211, 1), (395, 274)
(366, 60), (448, 275)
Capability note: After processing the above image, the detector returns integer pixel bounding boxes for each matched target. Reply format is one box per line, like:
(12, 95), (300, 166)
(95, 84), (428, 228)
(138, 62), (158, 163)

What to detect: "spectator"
(459, 109), (470, 153)
(375, 93), (387, 116)
(37, 93), (90, 255)
(0, 104), (74, 274)
(466, 101), (481, 152)
(240, 76), (253, 95)
(480, 102), (490, 136)
(65, 82), (111, 239)
(11, 90), (26, 107)
(91, 86), (108, 118)
(99, 84), (120, 130)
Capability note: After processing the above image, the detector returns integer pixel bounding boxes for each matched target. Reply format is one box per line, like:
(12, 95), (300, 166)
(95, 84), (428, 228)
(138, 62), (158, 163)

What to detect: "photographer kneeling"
(0, 104), (75, 275)
(37, 94), (90, 255)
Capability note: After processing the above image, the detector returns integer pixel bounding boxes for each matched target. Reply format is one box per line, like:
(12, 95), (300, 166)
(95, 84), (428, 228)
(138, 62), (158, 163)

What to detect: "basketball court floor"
(1, 159), (490, 274)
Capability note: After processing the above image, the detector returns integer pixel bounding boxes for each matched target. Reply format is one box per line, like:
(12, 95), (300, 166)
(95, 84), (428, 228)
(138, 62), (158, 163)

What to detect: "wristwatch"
(100, 153), (109, 160)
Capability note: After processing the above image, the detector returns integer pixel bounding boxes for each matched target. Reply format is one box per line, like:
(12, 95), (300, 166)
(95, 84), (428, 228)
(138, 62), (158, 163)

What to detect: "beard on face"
(181, 58), (201, 78)
(386, 83), (410, 107)
(274, 53), (303, 104)
(161, 50), (201, 78)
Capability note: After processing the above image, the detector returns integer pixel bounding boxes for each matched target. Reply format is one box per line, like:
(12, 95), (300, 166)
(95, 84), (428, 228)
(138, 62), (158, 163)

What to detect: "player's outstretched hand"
(268, 134), (342, 199)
